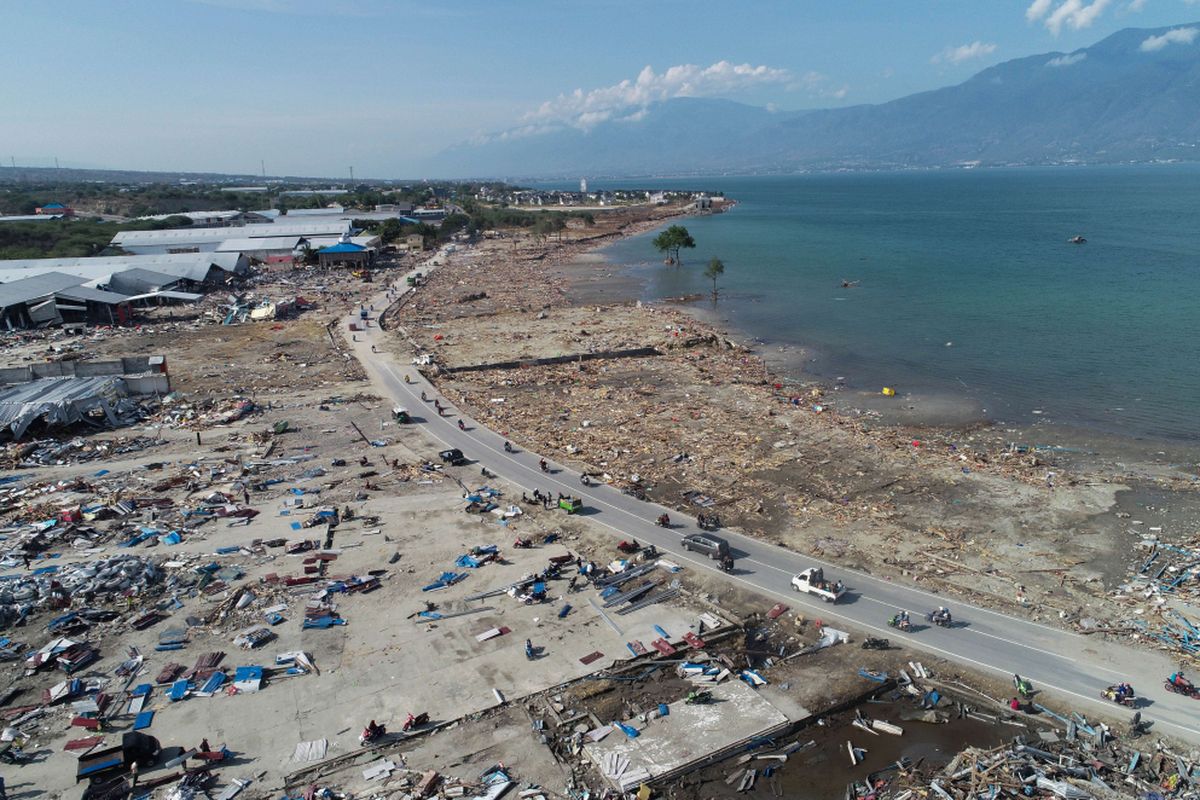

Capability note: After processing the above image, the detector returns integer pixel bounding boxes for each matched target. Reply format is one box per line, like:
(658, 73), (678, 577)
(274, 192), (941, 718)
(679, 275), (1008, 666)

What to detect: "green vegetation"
(704, 257), (725, 300)
(0, 216), (195, 260)
(653, 225), (696, 265)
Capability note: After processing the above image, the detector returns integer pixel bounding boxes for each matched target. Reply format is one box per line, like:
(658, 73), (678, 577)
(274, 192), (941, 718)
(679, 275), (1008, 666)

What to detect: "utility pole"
(349, 166), (354, 183)
(261, 160), (266, 180)
(54, 157), (60, 170)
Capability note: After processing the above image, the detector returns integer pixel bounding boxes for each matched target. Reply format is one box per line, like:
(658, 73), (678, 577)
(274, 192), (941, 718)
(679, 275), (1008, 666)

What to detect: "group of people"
(528, 488), (561, 509)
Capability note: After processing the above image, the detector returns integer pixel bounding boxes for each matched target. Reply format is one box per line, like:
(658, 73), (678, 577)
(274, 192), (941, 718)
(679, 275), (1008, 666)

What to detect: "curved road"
(349, 272), (1198, 744)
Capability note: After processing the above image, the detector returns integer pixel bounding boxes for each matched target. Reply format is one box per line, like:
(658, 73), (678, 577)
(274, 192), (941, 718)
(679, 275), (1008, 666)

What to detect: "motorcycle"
(887, 614), (912, 633)
(655, 514), (671, 528)
(1163, 677), (1199, 698)
(685, 690), (713, 705)
(503, 441), (513, 453)
(402, 712), (430, 732)
(1101, 685), (1136, 708)
(617, 540), (641, 554)
(861, 637), (891, 650)
(720, 554), (734, 573)
(697, 512), (721, 531)
(926, 609), (953, 628)
(359, 722), (387, 746)
(539, 459), (549, 473)
(579, 474), (591, 486)
(457, 419), (466, 431)
(513, 537), (533, 549)
(1013, 674), (1034, 699)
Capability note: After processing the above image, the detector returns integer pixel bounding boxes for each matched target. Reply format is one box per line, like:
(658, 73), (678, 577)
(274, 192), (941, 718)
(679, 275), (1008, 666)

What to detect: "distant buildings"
(580, 178), (588, 193)
(36, 202), (74, 217)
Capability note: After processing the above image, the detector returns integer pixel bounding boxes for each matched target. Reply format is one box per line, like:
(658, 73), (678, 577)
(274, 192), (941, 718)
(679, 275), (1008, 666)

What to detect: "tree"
(652, 225), (696, 265)
(703, 257), (725, 301)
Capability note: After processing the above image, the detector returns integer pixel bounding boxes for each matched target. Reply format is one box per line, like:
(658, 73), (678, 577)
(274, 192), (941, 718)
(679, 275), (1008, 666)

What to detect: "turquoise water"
(569, 167), (1200, 441)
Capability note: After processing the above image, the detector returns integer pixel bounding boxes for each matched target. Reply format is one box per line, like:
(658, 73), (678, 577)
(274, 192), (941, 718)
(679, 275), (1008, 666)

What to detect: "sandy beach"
(390, 202), (1200, 664)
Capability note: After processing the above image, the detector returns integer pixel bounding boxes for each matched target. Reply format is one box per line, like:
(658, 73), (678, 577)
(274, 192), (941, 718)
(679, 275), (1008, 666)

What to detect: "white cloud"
(1140, 26), (1199, 50)
(1026, 0), (1113, 35)
(1026, 0), (1054, 20)
(523, 61), (793, 130)
(932, 41), (998, 64)
(1046, 51), (1088, 66)
(1126, 0), (1147, 10)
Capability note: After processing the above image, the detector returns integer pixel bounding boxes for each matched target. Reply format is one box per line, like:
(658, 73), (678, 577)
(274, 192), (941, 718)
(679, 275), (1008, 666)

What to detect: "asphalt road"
(348, 274), (1199, 744)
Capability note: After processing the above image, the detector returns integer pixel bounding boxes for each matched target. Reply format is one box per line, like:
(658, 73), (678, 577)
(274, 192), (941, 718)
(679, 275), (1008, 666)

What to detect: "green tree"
(703, 257), (725, 301)
(652, 225), (696, 265)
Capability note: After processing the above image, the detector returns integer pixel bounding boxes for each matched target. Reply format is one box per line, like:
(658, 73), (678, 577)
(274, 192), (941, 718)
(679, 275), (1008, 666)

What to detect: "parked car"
(680, 533), (729, 559)
(439, 448), (467, 466)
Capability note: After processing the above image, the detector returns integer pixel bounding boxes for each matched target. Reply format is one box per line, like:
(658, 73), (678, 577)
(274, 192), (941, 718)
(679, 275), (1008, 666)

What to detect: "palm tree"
(704, 257), (725, 301)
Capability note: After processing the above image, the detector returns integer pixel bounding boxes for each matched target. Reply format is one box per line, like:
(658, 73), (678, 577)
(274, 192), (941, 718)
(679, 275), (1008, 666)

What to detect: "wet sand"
(396, 206), (1200, 665)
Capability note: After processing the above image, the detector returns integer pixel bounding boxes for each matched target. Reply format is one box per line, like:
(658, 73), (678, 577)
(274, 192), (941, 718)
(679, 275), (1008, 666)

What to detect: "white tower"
(580, 178), (588, 194)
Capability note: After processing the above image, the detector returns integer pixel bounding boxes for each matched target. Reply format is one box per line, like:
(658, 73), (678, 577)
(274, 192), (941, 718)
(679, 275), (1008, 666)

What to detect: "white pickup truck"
(791, 567), (846, 603)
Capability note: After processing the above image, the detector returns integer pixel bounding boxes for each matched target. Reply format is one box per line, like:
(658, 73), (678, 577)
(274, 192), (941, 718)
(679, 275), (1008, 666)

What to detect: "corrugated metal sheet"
(0, 272), (89, 309)
(112, 221), (350, 247)
(0, 376), (128, 439)
(0, 253), (247, 285)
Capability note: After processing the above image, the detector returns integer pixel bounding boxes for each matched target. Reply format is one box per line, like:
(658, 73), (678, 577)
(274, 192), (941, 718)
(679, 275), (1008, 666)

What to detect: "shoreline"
(394, 202), (1200, 668)
(557, 216), (1200, 473)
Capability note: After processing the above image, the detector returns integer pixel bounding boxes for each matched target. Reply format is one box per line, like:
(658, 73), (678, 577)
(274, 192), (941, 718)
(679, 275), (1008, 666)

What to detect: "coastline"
(393, 202), (1200, 667)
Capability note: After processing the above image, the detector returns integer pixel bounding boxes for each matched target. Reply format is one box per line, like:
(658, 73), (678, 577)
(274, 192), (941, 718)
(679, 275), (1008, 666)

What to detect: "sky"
(2, 0), (1198, 178)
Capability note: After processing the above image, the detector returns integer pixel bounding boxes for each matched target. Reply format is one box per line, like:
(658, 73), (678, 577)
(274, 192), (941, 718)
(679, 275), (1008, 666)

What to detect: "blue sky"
(2, 0), (1197, 177)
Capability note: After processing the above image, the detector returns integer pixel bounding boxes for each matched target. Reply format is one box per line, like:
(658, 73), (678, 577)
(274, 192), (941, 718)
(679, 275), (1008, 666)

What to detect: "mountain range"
(428, 23), (1200, 179)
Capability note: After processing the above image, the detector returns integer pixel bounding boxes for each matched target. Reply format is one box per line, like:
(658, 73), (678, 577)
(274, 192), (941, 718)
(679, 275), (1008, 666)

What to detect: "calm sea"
(553, 167), (1200, 442)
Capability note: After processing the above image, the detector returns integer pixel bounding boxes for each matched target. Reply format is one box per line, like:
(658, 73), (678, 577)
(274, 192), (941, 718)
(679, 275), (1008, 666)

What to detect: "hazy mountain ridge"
(431, 22), (1200, 178)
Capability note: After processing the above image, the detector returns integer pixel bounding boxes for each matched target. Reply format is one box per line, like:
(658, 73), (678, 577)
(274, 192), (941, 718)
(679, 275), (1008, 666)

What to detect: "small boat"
(1068, 235), (1086, 244)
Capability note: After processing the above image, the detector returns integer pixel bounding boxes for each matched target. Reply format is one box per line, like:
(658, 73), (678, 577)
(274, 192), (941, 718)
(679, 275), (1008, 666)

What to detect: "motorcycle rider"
(503, 441), (513, 453)
(362, 720), (385, 743)
(1171, 671), (1193, 692)
(539, 458), (548, 472)
(891, 610), (910, 630)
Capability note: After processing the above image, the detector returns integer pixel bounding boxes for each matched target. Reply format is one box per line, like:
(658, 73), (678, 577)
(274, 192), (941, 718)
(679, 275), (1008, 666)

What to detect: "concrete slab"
(583, 680), (791, 791)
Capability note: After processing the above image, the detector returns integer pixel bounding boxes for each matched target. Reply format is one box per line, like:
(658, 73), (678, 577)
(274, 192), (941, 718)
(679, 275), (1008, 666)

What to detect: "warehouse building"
(111, 221), (353, 255)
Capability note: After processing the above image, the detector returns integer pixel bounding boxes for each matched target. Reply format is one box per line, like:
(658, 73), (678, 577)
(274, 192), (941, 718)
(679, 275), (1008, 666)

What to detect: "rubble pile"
(881, 730), (1196, 800)
(2, 434), (165, 467)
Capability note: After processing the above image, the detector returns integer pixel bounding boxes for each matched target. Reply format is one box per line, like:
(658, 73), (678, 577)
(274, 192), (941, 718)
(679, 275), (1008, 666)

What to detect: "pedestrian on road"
(243, 489), (250, 505)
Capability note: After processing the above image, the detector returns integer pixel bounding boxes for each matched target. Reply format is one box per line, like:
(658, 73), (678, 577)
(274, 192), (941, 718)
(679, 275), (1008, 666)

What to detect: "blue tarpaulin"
(133, 710), (154, 730)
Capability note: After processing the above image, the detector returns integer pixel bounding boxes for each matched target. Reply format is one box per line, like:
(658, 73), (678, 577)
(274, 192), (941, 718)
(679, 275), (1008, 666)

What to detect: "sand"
(388, 204), (1200, 664)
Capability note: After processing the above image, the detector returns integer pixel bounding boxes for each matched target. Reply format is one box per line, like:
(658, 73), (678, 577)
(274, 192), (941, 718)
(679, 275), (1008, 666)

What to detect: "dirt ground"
(0, 208), (1190, 800)
(389, 214), (1200, 663)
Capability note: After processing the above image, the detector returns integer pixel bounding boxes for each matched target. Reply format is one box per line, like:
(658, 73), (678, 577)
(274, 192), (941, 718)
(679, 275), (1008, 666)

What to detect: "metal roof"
(0, 272), (90, 309)
(216, 236), (302, 253)
(319, 242), (367, 253)
(0, 253), (247, 285)
(0, 376), (127, 440)
(106, 269), (182, 297)
(54, 285), (131, 306)
(112, 221), (351, 247)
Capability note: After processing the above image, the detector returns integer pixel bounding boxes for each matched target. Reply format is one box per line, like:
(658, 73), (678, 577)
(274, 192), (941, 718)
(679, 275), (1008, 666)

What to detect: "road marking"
(354, 306), (1200, 742)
